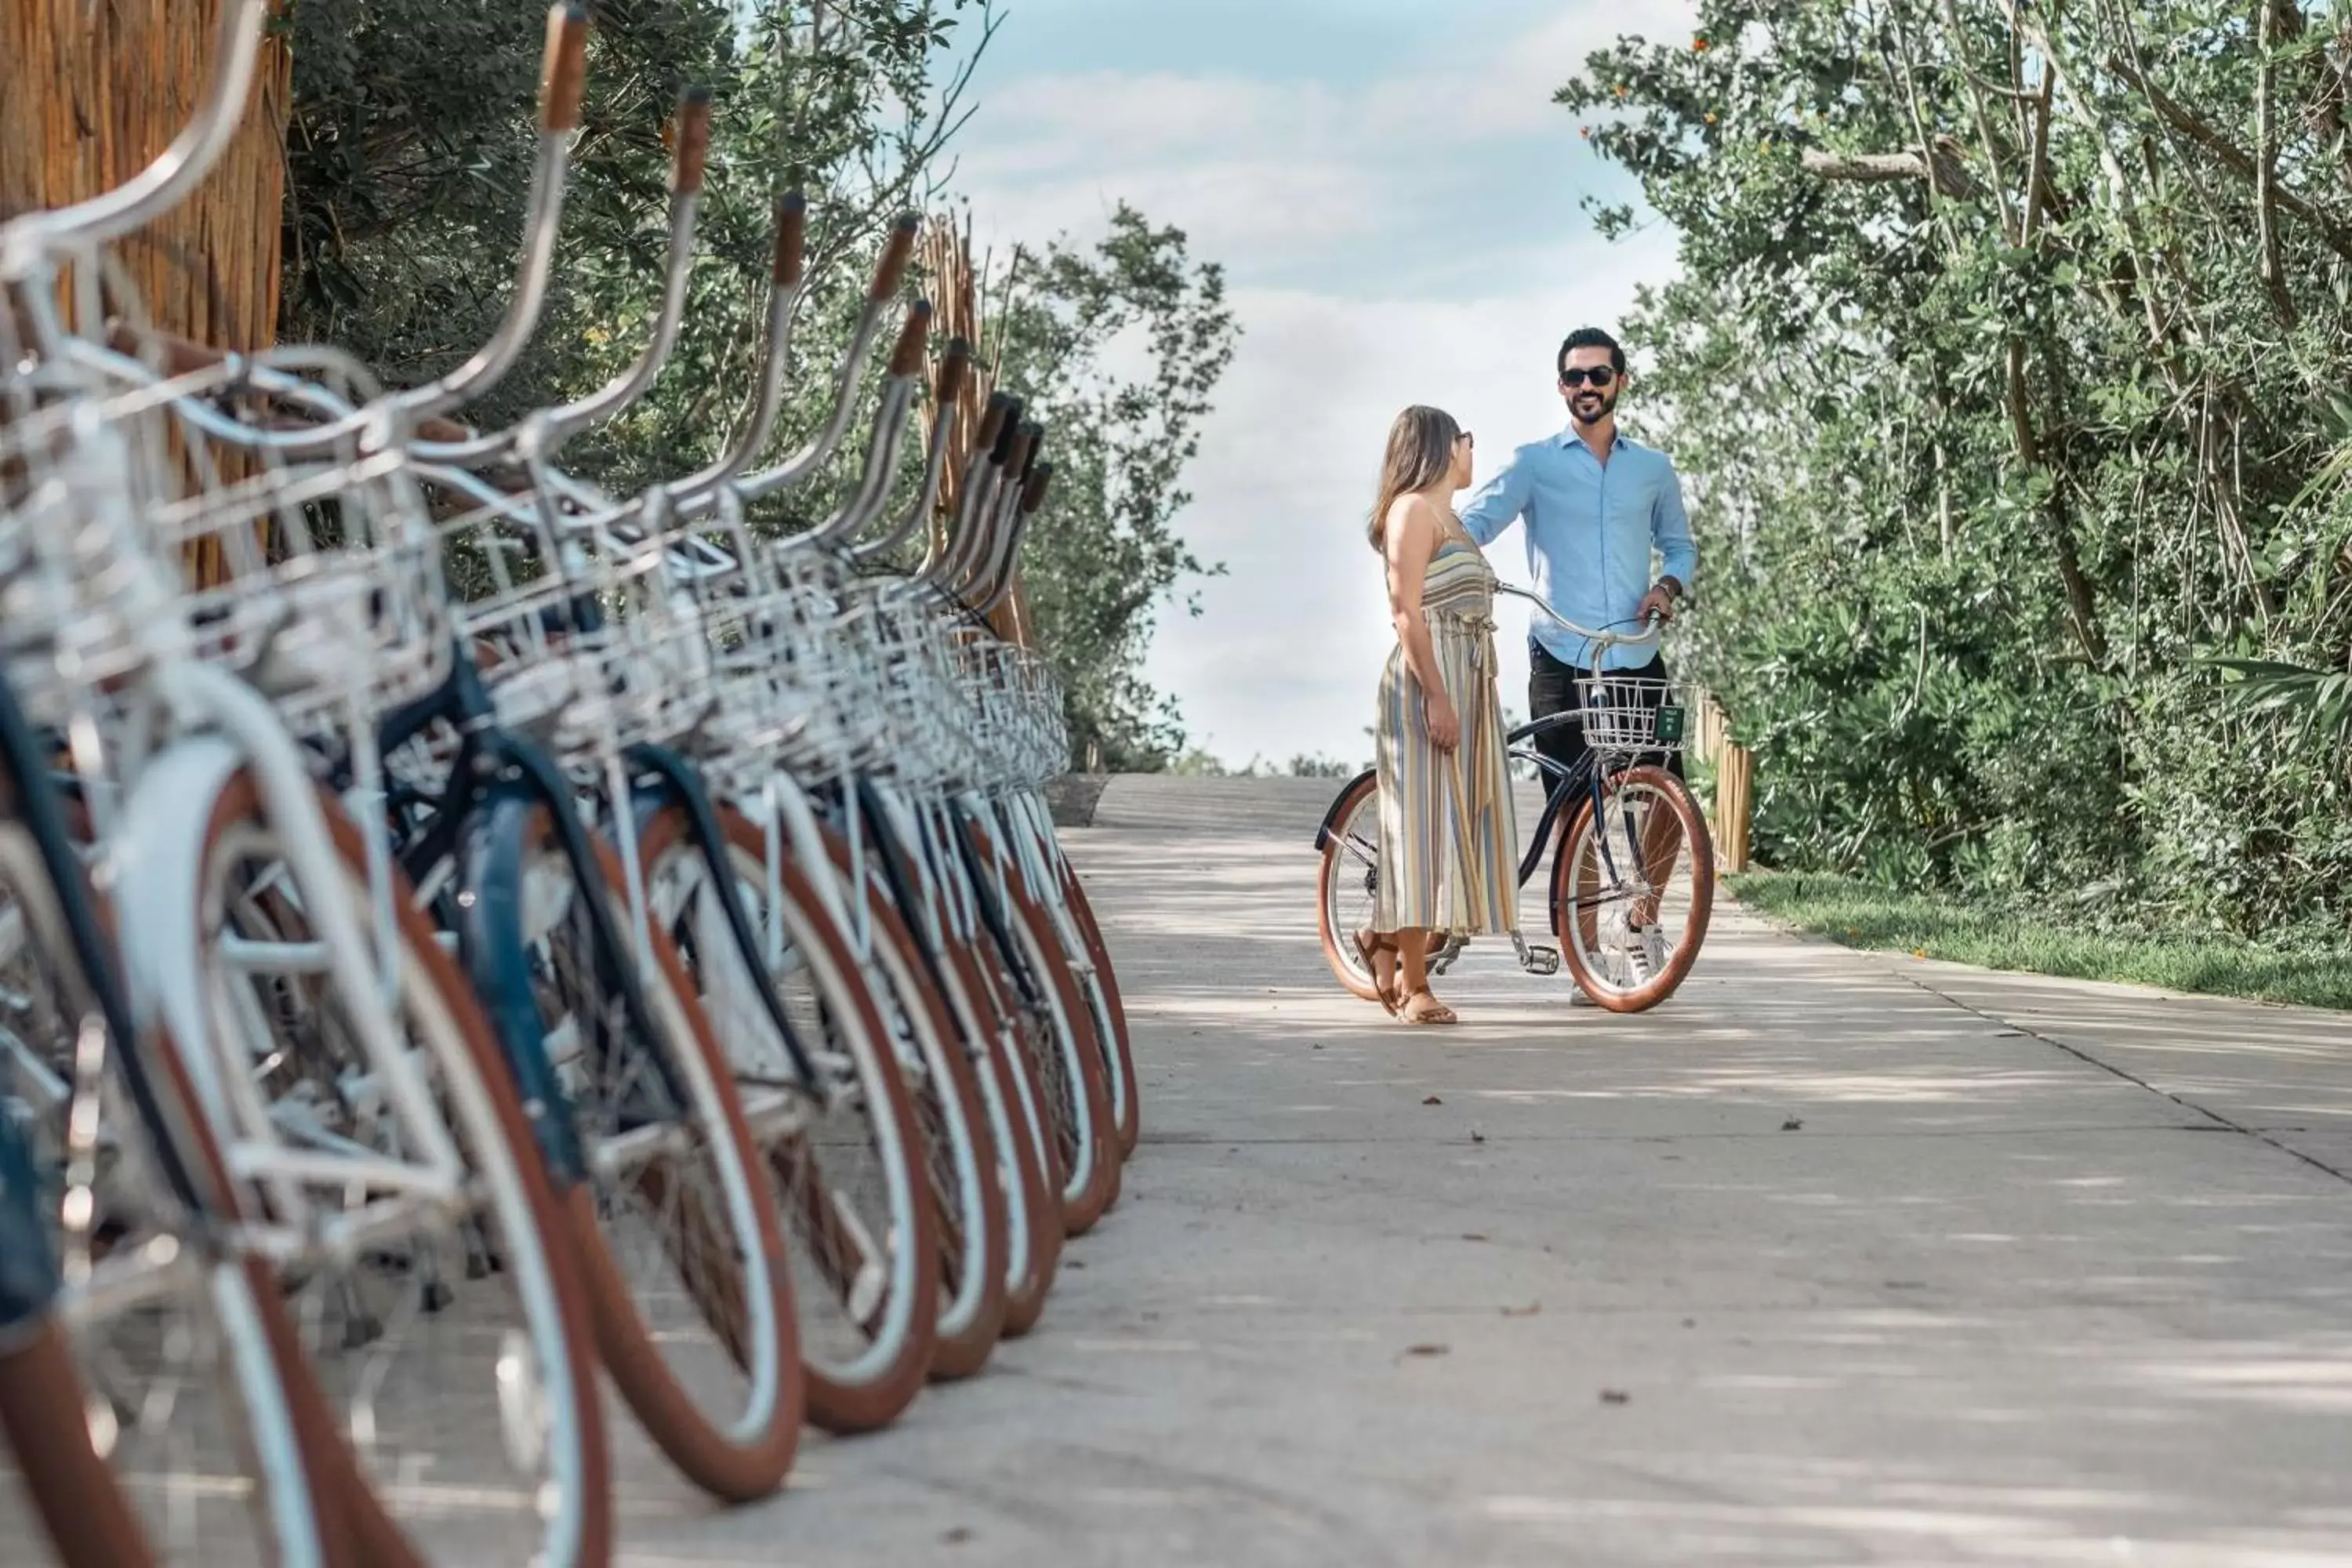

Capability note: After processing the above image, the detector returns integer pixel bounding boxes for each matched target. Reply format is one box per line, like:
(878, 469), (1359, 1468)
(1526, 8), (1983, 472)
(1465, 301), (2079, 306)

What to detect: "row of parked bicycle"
(0, 5), (1137, 1564)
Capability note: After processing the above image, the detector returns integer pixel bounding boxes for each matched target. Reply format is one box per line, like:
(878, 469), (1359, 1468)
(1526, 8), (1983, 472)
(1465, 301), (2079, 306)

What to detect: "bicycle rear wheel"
(1550, 764), (1714, 1012)
(1314, 771), (1384, 1002)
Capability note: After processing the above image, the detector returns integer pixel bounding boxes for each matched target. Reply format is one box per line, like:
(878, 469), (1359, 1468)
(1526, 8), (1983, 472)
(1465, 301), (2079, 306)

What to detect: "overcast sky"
(950, 0), (1699, 768)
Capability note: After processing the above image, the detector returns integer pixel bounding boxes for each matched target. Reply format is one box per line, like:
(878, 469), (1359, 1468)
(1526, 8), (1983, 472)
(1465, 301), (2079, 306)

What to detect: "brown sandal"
(1352, 927), (1403, 1015)
(1399, 989), (1457, 1026)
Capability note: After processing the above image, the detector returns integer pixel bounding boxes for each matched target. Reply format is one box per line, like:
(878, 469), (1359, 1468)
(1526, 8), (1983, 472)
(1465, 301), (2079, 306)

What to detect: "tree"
(279, 1), (1232, 768)
(982, 205), (1238, 771)
(1557, 0), (2352, 933)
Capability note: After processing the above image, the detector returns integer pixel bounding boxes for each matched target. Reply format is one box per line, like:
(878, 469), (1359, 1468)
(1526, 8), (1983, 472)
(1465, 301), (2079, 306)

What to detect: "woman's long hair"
(1368, 404), (1461, 552)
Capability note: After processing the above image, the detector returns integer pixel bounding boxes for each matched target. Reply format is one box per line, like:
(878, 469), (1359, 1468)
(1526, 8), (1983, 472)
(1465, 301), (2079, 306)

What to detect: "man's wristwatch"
(1655, 575), (1686, 602)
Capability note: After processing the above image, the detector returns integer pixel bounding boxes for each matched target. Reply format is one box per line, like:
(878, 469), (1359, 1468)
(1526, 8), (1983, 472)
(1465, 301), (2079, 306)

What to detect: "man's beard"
(1570, 387), (1617, 426)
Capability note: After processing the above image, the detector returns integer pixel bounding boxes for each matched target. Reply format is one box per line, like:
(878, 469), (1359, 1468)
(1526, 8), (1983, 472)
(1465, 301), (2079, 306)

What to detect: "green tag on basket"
(1654, 704), (1686, 743)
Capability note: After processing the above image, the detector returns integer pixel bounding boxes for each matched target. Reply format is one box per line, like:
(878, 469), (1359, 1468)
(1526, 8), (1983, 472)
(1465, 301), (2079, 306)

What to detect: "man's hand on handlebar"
(1635, 580), (1680, 626)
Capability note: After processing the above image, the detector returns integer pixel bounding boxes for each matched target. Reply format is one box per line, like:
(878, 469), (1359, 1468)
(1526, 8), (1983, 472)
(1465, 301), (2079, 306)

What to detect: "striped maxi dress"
(1374, 535), (1519, 937)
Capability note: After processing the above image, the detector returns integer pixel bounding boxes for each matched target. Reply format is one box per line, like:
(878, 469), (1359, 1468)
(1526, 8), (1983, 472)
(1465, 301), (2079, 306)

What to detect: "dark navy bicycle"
(1316, 586), (1715, 1013)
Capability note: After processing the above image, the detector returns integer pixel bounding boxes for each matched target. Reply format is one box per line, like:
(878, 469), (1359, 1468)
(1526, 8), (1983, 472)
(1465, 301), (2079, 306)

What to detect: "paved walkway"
(649, 776), (2352, 1566)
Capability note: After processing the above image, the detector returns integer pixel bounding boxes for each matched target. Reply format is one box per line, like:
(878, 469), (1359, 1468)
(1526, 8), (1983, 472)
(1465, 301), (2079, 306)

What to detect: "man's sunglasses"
(1559, 366), (1617, 389)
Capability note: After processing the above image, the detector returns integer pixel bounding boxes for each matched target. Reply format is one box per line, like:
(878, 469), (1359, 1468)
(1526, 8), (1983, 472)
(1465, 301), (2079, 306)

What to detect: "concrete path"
(645, 776), (2352, 1567)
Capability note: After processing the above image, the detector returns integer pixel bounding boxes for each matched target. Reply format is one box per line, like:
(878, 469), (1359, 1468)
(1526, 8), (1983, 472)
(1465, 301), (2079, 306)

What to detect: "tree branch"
(2105, 50), (2352, 259)
(1799, 137), (1980, 198)
(2256, 0), (2297, 326)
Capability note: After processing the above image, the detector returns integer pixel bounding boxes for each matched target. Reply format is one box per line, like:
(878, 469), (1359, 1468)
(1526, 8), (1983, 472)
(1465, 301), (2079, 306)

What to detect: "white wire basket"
(1570, 673), (1691, 758)
(0, 346), (452, 742)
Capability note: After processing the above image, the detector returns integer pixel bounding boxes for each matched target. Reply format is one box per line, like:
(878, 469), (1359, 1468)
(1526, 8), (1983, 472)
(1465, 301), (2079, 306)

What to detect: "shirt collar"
(1559, 425), (1627, 454)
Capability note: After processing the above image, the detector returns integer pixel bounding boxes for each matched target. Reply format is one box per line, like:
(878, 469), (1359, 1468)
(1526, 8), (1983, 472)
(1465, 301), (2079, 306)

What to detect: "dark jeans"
(1526, 644), (1686, 786)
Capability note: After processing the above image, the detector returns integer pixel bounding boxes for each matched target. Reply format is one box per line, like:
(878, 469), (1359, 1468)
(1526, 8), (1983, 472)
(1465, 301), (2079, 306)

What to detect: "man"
(1457, 326), (1695, 787)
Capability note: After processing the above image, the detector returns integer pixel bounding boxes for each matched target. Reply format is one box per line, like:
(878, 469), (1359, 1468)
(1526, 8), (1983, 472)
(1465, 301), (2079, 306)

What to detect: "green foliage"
(281, 2), (1229, 764)
(1562, 0), (2352, 937)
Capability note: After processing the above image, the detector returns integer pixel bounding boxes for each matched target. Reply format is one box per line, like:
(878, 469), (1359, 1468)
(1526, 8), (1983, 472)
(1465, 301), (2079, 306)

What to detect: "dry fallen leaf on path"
(1403, 1343), (1450, 1358)
(942, 1527), (974, 1545)
(1600, 1388), (1631, 1405)
(1422, 1095), (1443, 1105)
(1502, 1301), (1541, 1318)
(1461, 1232), (1488, 1242)
(1780, 1118), (1803, 1131)
(1470, 1129), (1486, 1143)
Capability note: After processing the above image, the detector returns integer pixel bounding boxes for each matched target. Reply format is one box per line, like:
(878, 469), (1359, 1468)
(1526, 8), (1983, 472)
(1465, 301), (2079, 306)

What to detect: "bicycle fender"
(458, 783), (590, 1186)
(1311, 768), (1377, 851)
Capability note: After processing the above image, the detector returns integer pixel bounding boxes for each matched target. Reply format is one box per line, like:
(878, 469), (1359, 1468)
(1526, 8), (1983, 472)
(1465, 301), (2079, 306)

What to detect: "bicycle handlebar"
(1493, 582), (1664, 655)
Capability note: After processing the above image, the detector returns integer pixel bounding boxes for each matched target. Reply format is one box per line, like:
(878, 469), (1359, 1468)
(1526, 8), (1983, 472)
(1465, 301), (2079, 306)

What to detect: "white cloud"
(953, 2), (1699, 274)
(1145, 222), (1683, 768)
(948, 2), (1701, 768)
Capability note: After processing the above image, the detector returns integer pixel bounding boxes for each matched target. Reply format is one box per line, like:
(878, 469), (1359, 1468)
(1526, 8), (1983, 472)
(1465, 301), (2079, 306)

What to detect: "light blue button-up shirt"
(1457, 428), (1697, 670)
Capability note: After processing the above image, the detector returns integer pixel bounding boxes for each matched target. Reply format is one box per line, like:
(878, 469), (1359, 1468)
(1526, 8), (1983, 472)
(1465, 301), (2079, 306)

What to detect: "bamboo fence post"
(1692, 685), (1753, 873)
(919, 212), (1034, 648)
(2, 0), (290, 586)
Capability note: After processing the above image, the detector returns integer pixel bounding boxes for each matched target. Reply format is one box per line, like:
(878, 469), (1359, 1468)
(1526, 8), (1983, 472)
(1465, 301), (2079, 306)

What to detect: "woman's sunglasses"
(1560, 366), (1617, 389)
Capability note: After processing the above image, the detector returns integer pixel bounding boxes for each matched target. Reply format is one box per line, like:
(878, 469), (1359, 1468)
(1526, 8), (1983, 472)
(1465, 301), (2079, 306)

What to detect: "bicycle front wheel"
(504, 811), (802, 1503)
(1551, 764), (1715, 1012)
(641, 805), (939, 1433)
(182, 771), (612, 1567)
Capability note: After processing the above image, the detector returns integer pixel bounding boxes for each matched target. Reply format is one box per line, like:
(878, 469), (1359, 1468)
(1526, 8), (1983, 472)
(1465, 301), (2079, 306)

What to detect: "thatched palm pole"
(920, 212), (1033, 648)
(2, 0), (291, 586)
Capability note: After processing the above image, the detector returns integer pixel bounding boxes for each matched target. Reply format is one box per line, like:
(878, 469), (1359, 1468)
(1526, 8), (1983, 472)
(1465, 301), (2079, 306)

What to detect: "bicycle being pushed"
(1314, 585), (1715, 1014)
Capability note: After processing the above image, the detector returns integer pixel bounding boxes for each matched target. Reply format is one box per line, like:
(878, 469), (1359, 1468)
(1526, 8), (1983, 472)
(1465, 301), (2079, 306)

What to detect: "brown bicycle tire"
(1548, 764), (1715, 1013)
(1057, 865), (1140, 1160)
(810, 817), (1010, 1380)
(205, 774), (614, 1568)
(960, 816), (1120, 1235)
(641, 804), (940, 1433)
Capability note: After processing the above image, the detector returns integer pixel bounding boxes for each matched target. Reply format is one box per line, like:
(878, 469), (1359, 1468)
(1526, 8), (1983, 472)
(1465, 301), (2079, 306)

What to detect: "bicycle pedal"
(1521, 946), (1561, 977)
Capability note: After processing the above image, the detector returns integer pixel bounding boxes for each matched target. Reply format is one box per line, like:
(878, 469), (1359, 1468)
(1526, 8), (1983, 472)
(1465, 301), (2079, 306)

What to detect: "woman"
(1358, 405), (1519, 1025)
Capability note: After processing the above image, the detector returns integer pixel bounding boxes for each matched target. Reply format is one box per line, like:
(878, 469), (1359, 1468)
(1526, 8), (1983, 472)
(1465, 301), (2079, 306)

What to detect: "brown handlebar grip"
(973, 391), (1012, 455)
(1021, 459), (1054, 512)
(1014, 421), (1044, 477)
(1001, 423), (1038, 478)
(869, 212), (920, 301)
(935, 336), (972, 403)
(671, 86), (713, 194)
(887, 300), (933, 378)
(539, 4), (591, 134)
(773, 191), (808, 286)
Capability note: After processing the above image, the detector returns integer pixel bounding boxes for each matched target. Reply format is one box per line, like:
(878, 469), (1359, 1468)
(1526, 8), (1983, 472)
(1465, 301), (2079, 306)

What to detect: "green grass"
(1729, 871), (2352, 1012)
